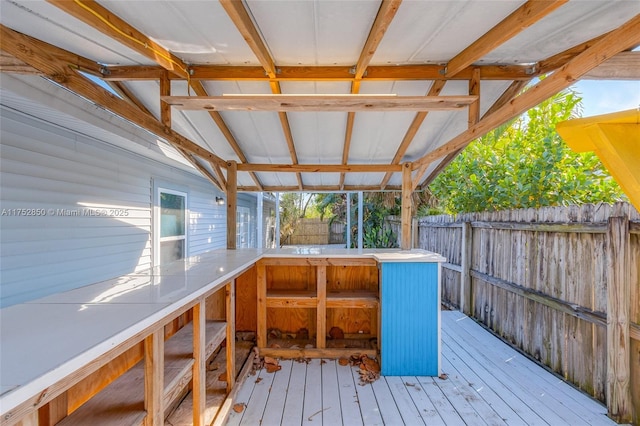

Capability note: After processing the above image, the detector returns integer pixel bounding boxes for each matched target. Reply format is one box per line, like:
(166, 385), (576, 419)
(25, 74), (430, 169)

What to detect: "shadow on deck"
(226, 311), (615, 425)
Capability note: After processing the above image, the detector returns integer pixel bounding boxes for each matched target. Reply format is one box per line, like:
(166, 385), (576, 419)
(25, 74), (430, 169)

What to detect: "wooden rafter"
(354, 0), (403, 80)
(219, 0), (276, 78)
(236, 163), (402, 173)
(48, 0), (261, 189)
(412, 14), (640, 172)
(221, 0), (303, 189)
(445, 0), (568, 77)
(189, 80), (262, 190)
(238, 185), (402, 192)
(47, 0), (189, 79)
(416, 79), (531, 189)
(0, 25), (227, 169)
(340, 0), (401, 190)
(270, 81), (303, 190)
(162, 95), (477, 112)
(379, 80), (446, 189)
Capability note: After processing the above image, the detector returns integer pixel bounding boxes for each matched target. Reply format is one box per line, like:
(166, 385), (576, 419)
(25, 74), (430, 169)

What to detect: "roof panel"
(245, 0), (381, 66)
(0, 0), (150, 65)
(375, 0), (525, 65)
(98, 0), (258, 65)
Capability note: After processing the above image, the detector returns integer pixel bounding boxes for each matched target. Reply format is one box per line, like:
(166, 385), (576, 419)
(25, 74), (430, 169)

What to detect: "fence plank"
(606, 215), (632, 423)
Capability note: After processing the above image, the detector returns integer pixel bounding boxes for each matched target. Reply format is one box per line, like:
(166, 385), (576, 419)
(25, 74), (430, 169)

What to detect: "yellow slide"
(557, 109), (640, 211)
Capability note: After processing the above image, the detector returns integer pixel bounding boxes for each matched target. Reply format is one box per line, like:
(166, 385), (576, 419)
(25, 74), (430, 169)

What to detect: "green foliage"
(429, 88), (626, 214)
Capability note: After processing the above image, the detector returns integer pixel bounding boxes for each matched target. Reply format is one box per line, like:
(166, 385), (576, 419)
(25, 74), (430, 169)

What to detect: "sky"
(569, 80), (640, 117)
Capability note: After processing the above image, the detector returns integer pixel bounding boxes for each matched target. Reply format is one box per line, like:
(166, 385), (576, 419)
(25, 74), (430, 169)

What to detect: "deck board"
(225, 311), (616, 425)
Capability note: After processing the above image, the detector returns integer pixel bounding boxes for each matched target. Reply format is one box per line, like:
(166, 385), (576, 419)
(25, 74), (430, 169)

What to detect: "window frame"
(153, 185), (189, 266)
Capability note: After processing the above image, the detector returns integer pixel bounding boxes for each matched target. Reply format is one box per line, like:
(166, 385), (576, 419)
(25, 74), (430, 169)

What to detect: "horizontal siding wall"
(0, 108), (226, 307)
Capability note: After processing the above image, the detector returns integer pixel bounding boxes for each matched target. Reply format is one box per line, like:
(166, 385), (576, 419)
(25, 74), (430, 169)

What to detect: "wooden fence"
(286, 218), (329, 245)
(413, 203), (639, 424)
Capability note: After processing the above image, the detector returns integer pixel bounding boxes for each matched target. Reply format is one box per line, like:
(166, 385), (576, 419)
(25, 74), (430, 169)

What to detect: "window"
(156, 188), (187, 265)
(236, 206), (251, 249)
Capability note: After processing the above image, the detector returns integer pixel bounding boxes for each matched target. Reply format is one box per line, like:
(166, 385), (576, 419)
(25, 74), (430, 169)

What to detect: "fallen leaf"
(439, 373), (449, 380)
(361, 356), (380, 373)
(218, 372), (227, 382)
(264, 356), (279, 366)
(255, 377), (263, 384)
(296, 327), (309, 340)
(233, 403), (245, 413)
(320, 359), (326, 365)
(265, 363), (282, 373)
(269, 343), (281, 348)
(338, 357), (349, 366)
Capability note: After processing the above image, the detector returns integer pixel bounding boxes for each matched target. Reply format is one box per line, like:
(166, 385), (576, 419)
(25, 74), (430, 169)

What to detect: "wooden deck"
(225, 311), (616, 425)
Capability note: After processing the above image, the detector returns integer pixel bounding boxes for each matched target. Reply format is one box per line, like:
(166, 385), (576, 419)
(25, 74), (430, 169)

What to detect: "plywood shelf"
(327, 291), (378, 308)
(58, 320), (226, 426)
(257, 258), (380, 355)
(266, 290), (317, 307)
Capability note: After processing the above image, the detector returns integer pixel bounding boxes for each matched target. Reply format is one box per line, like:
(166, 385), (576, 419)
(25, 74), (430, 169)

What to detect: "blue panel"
(380, 262), (439, 376)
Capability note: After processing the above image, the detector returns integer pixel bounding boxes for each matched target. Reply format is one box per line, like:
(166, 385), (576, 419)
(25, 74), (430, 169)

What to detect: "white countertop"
(0, 247), (443, 415)
(263, 247), (446, 263)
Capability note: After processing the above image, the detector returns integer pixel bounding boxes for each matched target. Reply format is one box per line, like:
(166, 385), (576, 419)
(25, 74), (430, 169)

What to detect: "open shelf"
(327, 291), (378, 308)
(58, 320), (226, 426)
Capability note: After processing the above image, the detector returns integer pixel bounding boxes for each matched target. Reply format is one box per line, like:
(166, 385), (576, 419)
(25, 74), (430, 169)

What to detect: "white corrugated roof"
(1, 0), (638, 192)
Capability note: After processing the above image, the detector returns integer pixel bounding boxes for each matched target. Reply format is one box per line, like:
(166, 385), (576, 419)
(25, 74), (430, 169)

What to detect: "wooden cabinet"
(379, 261), (440, 376)
(257, 257), (379, 358)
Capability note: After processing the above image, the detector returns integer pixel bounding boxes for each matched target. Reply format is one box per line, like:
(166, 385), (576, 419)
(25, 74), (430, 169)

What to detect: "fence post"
(606, 214), (632, 423)
(460, 221), (473, 315)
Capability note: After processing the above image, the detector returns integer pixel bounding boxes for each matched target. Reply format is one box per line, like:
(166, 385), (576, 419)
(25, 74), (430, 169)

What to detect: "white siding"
(0, 108), (226, 307)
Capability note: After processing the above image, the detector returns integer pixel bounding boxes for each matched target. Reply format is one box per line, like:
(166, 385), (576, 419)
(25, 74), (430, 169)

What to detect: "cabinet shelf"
(266, 290), (317, 307)
(58, 320), (226, 426)
(327, 291), (378, 308)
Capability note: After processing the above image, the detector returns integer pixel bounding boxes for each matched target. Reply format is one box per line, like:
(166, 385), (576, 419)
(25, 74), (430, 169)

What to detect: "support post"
(316, 265), (327, 349)
(606, 215), (632, 423)
(357, 191), (363, 249)
(468, 67), (480, 127)
(257, 192), (264, 249)
(460, 222), (473, 315)
(226, 280), (236, 393)
(144, 329), (163, 426)
(226, 161), (237, 249)
(401, 163), (412, 250)
(159, 71), (171, 128)
(275, 193), (281, 248)
(192, 300), (206, 426)
(256, 262), (267, 348)
(346, 193), (351, 248)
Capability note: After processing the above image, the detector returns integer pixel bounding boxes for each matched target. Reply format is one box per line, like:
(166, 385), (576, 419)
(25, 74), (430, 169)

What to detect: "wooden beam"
(188, 80), (262, 190)
(339, 111), (356, 189)
(226, 161), (238, 250)
(0, 25), (228, 169)
(582, 51), (640, 80)
(417, 78), (531, 188)
(354, 0), (402, 79)
(159, 71), (171, 128)
(0, 51), (40, 75)
(236, 163), (402, 173)
(401, 163), (412, 250)
(47, 0), (190, 78)
(380, 80), (447, 189)
(237, 184), (402, 192)
(445, 0), (568, 77)
(468, 67), (480, 127)
(162, 95), (477, 112)
(270, 81), (303, 190)
(104, 63), (536, 81)
(219, 0), (276, 78)
(413, 14), (640, 170)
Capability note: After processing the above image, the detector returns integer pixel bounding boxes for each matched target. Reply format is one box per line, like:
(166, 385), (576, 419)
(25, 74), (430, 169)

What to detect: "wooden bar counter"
(0, 247), (443, 425)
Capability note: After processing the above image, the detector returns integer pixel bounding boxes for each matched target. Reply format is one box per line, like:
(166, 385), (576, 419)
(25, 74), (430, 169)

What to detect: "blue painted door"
(380, 262), (439, 376)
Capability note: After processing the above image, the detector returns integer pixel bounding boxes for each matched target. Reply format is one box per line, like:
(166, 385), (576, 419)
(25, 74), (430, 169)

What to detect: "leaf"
(233, 403), (245, 413)
(338, 357), (350, 366)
